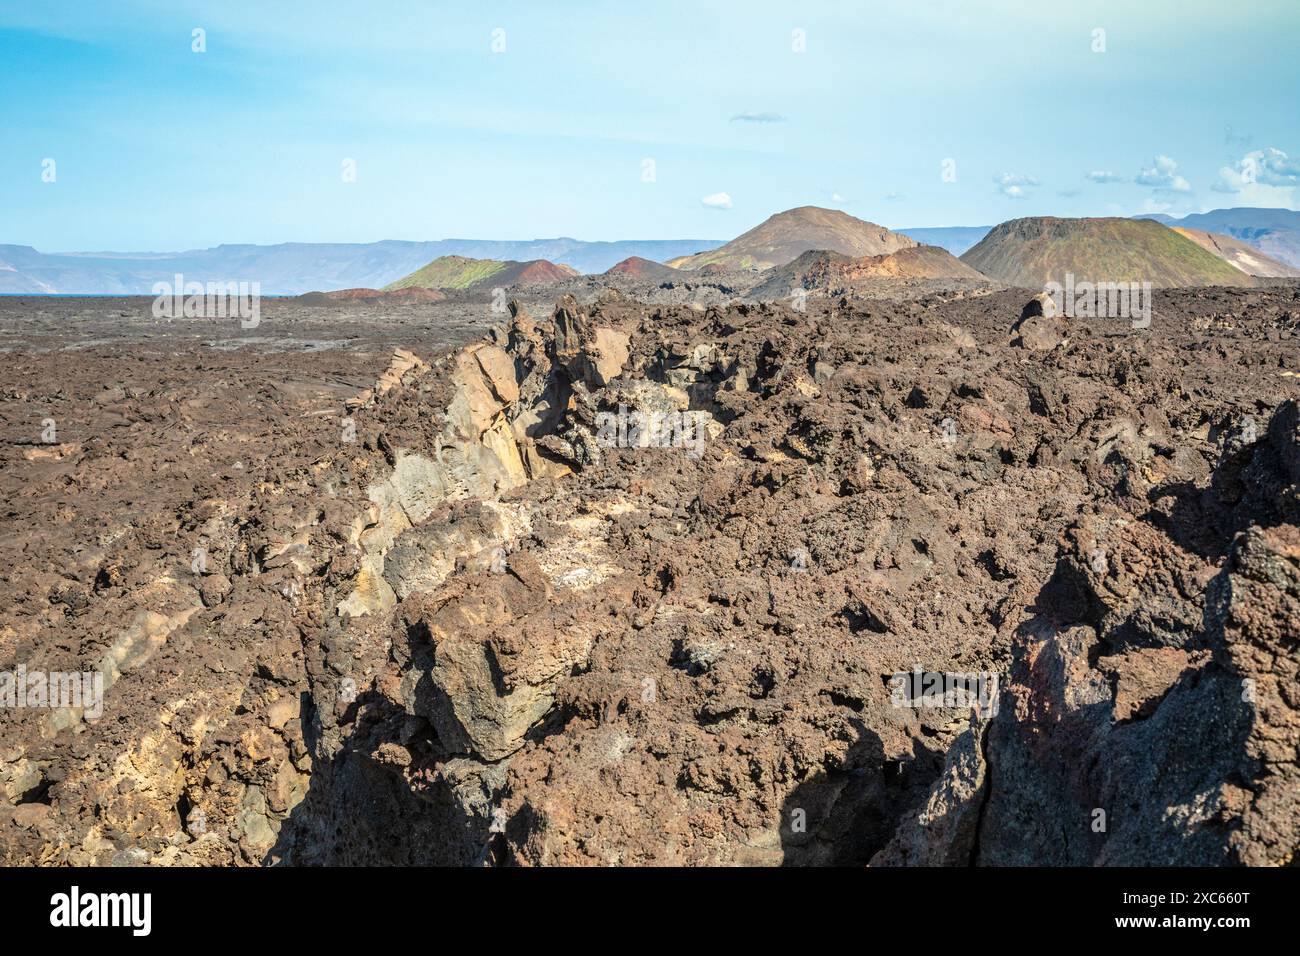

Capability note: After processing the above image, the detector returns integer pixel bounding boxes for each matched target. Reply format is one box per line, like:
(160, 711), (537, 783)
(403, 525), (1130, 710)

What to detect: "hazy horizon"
(5, 203), (1297, 258)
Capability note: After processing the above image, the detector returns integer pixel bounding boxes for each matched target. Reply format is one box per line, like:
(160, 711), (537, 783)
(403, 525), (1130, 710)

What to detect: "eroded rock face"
(1207, 523), (1300, 864)
(399, 554), (573, 761)
(882, 399), (1300, 867)
(871, 717), (988, 866)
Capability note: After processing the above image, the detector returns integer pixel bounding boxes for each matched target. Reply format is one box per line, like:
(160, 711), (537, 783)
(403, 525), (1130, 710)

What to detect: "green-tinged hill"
(384, 256), (579, 291)
(960, 217), (1254, 288)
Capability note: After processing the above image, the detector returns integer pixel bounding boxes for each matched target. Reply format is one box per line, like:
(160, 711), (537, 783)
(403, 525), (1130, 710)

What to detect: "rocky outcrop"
(871, 717), (988, 866)
(1012, 293), (1067, 350)
(880, 399), (1300, 866)
(6, 285), (1298, 869)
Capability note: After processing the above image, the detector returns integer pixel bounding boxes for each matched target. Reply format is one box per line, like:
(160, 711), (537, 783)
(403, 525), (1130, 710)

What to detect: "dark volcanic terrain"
(1, 282), (1297, 867)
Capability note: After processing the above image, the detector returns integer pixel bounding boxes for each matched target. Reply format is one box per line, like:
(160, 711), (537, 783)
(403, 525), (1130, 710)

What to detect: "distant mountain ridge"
(1134, 207), (1300, 270)
(0, 237), (723, 295)
(1168, 228), (1300, 278)
(897, 226), (992, 256)
(6, 206), (1297, 295)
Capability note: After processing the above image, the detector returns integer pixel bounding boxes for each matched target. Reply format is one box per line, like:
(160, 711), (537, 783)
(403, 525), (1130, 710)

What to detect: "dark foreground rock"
(2, 286), (1297, 866)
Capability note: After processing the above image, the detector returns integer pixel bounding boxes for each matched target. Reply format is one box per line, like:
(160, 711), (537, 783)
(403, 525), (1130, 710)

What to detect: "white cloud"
(882, 191), (903, 201)
(1135, 155), (1190, 192)
(729, 111), (786, 123)
(700, 192), (733, 209)
(830, 192), (848, 204)
(1087, 170), (1124, 183)
(995, 172), (1039, 199)
(1213, 147), (1299, 206)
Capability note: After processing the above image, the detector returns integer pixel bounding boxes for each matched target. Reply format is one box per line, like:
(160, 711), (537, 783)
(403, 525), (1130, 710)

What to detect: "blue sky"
(2, 0), (1298, 251)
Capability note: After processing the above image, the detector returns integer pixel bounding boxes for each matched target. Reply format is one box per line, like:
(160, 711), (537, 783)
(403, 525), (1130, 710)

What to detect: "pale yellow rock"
(792, 374), (821, 397)
(337, 554), (397, 618)
(45, 594), (201, 737)
(521, 441), (572, 480)
(471, 344), (520, 404)
(335, 330), (537, 618)
(479, 417), (528, 492)
(266, 696), (299, 730)
(22, 442), (80, 461)
(268, 758), (307, 815)
(381, 503), (532, 601)
(449, 350), (507, 436)
(1, 756), (43, 803)
(385, 453), (452, 526)
(240, 726), (276, 763)
(346, 348), (427, 409)
(588, 327), (630, 386)
(261, 526), (313, 573)
(375, 348), (427, 394)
